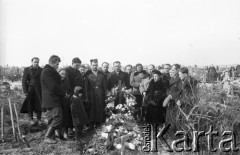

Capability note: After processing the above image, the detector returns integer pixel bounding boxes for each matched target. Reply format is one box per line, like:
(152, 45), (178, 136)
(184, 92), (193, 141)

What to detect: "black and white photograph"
(0, 0), (240, 154)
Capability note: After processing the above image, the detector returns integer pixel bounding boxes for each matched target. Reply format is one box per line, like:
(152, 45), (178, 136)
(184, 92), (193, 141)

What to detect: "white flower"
(126, 142), (135, 150)
(116, 144), (122, 149)
(101, 132), (108, 139)
(106, 125), (113, 132)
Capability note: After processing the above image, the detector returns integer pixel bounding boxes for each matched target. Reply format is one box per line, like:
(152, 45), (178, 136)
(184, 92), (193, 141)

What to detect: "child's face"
(78, 93), (83, 97)
(60, 70), (66, 79)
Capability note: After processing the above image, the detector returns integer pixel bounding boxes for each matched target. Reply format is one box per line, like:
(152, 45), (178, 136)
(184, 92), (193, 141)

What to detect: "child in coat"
(70, 86), (89, 142)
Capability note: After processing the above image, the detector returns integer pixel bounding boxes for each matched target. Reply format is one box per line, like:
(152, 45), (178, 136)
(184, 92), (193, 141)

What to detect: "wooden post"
(13, 102), (21, 138)
(8, 98), (16, 141)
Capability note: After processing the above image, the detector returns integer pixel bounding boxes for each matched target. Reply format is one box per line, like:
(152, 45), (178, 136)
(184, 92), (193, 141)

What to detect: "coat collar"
(133, 70), (148, 76)
(169, 74), (181, 85)
(44, 64), (58, 74)
(29, 65), (41, 77)
(112, 70), (123, 75)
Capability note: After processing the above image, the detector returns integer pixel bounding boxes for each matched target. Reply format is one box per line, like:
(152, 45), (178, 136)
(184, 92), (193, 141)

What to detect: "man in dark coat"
(176, 67), (198, 131)
(125, 64), (133, 89)
(84, 59), (107, 130)
(145, 70), (168, 123)
(130, 63), (148, 120)
(21, 57), (43, 125)
(101, 62), (111, 77)
(107, 61), (131, 105)
(165, 64), (182, 135)
(64, 57), (82, 136)
(163, 64), (171, 82)
(65, 57), (83, 95)
(41, 55), (63, 144)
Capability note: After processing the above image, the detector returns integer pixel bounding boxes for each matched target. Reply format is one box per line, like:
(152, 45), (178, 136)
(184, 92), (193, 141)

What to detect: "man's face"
(72, 63), (81, 70)
(32, 59), (39, 68)
(125, 66), (132, 74)
(114, 63), (121, 72)
(102, 63), (109, 72)
(148, 66), (154, 75)
(171, 66), (179, 76)
(179, 72), (187, 80)
(164, 65), (171, 73)
(59, 70), (66, 79)
(91, 62), (98, 71)
(79, 67), (86, 75)
(153, 74), (160, 82)
(52, 61), (60, 70)
(136, 65), (143, 72)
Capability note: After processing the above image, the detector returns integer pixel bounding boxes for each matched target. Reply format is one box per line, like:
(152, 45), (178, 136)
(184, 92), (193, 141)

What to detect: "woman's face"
(59, 70), (66, 79)
(153, 74), (160, 82)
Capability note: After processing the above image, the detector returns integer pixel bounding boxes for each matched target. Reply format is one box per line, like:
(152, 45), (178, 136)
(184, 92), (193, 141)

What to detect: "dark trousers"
(133, 95), (143, 118)
(28, 86), (41, 120)
(46, 107), (63, 135)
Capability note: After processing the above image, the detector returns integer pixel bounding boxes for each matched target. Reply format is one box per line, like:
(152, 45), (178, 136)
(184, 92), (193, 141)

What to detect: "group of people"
(21, 55), (198, 144)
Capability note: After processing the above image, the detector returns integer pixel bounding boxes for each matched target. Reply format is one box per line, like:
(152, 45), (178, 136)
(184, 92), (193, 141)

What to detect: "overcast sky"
(0, 0), (240, 67)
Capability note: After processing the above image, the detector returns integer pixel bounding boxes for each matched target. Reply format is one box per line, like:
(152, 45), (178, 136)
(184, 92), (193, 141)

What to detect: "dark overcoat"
(84, 70), (107, 123)
(60, 78), (73, 128)
(70, 96), (89, 127)
(20, 66), (42, 113)
(178, 76), (198, 113)
(65, 66), (83, 95)
(145, 79), (168, 123)
(107, 70), (131, 91)
(41, 64), (63, 108)
(175, 76), (198, 130)
(165, 75), (182, 127)
(168, 75), (182, 101)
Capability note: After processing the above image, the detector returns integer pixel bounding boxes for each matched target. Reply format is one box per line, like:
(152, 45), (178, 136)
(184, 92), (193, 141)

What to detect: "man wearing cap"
(84, 59), (107, 130)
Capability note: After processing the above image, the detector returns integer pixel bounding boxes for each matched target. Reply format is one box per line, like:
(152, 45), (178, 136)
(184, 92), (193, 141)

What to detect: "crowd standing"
(21, 55), (200, 144)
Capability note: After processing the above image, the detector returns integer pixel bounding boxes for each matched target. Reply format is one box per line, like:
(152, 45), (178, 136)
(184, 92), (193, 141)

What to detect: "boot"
(74, 126), (83, 142)
(86, 122), (94, 131)
(44, 126), (57, 144)
(68, 128), (75, 139)
(55, 129), (64, 140)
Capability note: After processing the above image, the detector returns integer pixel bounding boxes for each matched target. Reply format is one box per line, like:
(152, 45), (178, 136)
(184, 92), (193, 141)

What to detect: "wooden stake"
(8, 98), (16, 141)
(13, 102), (21, 138)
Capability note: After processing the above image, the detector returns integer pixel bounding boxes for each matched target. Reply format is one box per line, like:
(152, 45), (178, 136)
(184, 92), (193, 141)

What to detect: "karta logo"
(142, 124), (239, 153)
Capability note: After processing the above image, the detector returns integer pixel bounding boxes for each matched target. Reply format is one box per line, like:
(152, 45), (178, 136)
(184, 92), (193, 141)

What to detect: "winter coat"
(145, 79), (168, 123)
(20, 66), (42, 113)
(84, 70), (107, 123)
(130, 71), (148, 96)
(41, 64), (63, 108)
